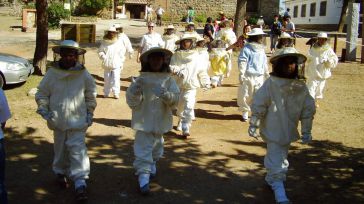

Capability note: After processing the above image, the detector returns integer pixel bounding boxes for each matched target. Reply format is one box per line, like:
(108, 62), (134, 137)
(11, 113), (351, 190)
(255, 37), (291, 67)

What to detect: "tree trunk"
(338, 0), (352, 32)
(33, 0), (48, 75)
(234, 0), (247, 37)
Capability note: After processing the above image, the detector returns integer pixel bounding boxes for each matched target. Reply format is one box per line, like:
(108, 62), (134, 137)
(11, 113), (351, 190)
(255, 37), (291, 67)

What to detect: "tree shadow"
(195, 108), (242, 121)
(4, 126), (364, 203)
(93, 118), (131, 127)
(197, 100), (237, 108)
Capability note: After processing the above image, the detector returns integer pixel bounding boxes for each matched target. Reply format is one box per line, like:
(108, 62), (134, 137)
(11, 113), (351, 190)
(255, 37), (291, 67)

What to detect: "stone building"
(118, 0), (280, 23)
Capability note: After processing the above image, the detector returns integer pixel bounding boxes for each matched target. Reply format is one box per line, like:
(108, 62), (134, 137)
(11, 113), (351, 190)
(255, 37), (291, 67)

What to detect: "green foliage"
(23, 2), (36, 9)
(78, 0), (110, 15)
(247, 16), (258, 25)
(47, 2), (71, 29)
(194, 14), (207, 23)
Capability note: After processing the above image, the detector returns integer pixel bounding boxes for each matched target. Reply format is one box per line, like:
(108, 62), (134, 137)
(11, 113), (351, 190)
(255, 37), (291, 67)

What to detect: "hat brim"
(247, 32), (267, 36)
(52, 45), (86, 55)
(270, 53), (307, 64)
(140, 48), (173, 64)
(175, 37), (196, 45)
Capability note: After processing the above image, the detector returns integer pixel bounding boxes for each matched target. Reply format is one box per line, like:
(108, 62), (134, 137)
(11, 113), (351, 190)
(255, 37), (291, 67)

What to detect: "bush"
(195, 14), (207, 23)
(247, 16), (258, 26)
(78, 0), (110, 15)
(48, 2), (70, 29)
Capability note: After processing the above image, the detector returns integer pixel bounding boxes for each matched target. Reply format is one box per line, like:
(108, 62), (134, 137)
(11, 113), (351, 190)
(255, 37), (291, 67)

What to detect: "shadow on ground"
(4, 126), (364, 203)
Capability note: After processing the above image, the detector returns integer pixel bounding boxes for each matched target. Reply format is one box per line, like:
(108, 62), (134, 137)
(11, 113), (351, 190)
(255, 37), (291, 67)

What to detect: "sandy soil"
(1, 16), (364, 204)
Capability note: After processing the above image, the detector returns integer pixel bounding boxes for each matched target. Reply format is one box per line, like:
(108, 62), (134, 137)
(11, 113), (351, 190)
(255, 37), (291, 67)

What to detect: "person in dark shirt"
(203, 17), (214, 42)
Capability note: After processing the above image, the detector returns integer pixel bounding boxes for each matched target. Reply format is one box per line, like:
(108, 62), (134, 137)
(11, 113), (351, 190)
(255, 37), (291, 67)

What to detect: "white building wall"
(284, 0), (343, 25)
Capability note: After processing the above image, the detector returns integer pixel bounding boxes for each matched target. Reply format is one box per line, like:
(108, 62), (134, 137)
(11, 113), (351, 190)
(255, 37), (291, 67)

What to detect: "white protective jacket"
(126, 72), (180, 134)
(118, 33), (134, 59)
(250, 76), (316, 145)
(217, 28), (237, 47)
(35, 64), (97, 131)
(162, 34), (179, 53)
(196, 47), (210, 71)
(306, 44), (338, 80)
(170, 50), (211, 90)
(98, 38), (127, 70)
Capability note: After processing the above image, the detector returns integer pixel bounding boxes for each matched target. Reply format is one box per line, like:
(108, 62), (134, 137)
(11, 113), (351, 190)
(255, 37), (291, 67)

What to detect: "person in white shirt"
(155, 5), (165, 26)
(146, 4), (153, 25)
(162, 25), (179, 53)
(248, 47), (315, 204)
(137, 22), (165, 62)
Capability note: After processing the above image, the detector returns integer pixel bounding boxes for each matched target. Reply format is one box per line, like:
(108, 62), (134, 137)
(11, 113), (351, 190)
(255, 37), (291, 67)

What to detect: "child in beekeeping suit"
(217, 20), (237, 78)
(170, 34), (211, 138)
(275, 32), (295, 50)
(209, 39), (229, 87)
(195, 35), (210, 71)
(114, 23), (134, 59)
(35, 40), (97, 201)
(248, 47), (316, 204)
(237, 28), (270, 121)
(184, 22), (201, 39)
(98, 26), (126, 99)
(162, 25), (180, 53)
(306, 32), (338, 106)
(126, 48), (179, 195)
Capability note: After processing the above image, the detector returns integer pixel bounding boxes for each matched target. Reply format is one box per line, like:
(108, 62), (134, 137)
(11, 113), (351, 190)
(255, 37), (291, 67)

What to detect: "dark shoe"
(56, 174), (69, 188)
(139, 183), (150, 196)
(75, 185), (88, 201)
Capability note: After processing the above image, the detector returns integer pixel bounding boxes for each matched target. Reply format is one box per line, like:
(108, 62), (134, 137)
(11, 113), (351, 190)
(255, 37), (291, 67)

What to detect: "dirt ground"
(1, 16), (364, 204)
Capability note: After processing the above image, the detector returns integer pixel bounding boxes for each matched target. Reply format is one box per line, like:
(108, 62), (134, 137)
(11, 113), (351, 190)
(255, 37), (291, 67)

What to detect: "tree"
(33, 0), (48, 75)
(234, 0), (247, 37)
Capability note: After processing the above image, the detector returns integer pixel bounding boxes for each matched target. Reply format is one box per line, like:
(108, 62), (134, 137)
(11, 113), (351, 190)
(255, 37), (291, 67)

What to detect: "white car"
(0, 53), (34, 88)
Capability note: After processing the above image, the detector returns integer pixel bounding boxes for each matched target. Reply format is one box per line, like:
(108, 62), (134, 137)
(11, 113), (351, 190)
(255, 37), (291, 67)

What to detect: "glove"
(202, 84), (211, 92)
(248, 125), (259, 139)
(130, 78), (143, 95)
(37, 109), (53, 121)
(153, 85), (167, 98)
(175, 70), (185, 79)
(86, 112), (93, 127)
(301, 133), (312, 144)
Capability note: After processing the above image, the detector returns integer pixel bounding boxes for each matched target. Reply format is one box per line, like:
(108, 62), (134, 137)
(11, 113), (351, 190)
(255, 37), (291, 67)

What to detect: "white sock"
(242, 112), (249, 120)
(75, 179), (87, 189)
(271, 181), (289, 202)
(151, 162), (157, 175)
(138, 173), (150, 188)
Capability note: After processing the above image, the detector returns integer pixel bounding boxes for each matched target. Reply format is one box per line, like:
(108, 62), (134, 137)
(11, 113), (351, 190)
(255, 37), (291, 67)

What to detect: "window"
(310, 3), (316, 17)
(320, 1), (327, 16)
(247, 1), (259, 12)
(301, 4), (306, 17)
(293, 6), (298, 18)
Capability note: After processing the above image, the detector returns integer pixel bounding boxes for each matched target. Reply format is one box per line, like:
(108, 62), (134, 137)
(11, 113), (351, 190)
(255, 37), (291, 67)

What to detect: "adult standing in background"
(282, 16), (295, 37)
(270, 15), (282, 53)
(284, 8), (290, 18)
(219, 11), (227, 21)
(137, 23), (165, 63)
(155, 5), (165, 26)
(187, 6), (195, 23)
(203, 17), (215, 43)
(146, 4), (154, 25)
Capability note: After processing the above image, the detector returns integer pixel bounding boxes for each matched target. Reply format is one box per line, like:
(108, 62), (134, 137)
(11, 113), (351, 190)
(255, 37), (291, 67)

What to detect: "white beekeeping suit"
(209, 47), (229, 87)
(162, 25), (179, 53)
(248, 48), (315, 204)
(126, 48), (179, 195)
(170, 35), (211, 137)
(98, 27), (127, 99)
(237, 28), (269, 121)
(35, 60), (97, 191)
(306, 33), (338, 100)
(114, 24), (134, 59)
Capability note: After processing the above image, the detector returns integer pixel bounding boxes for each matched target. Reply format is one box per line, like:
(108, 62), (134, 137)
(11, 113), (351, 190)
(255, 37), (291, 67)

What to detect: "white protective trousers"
(177, 89), (197, 125)
(237, 75), (265, 112)
(133, 131), (164, 175)
(264, 142), (290, 184)
(103, 67), (122, 96)
(211, 75), (224, 87)
(226, 50), (233, 77)
(306, 78), (326, 100)
(53, 129), (90, 181)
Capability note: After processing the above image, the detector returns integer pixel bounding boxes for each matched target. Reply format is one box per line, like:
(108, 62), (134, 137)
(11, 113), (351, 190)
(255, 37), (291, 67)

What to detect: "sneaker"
(103, 94), (109, 98)
(75, 185), (88, 201)
(138, 174), (150, 195)
(176, 120), (182, 131)
(114, 94), (120, 99)
(182, 123), (190, 138)
(242, 112), (249, 122)
(56, 174), (69, 188)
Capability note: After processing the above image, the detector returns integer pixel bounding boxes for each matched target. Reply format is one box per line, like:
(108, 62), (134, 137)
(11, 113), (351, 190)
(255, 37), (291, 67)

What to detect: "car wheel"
(0, 73), (4, 88)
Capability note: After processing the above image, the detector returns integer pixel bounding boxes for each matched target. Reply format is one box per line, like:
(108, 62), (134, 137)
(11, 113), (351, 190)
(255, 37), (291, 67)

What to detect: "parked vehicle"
(0, 53), (34, 88)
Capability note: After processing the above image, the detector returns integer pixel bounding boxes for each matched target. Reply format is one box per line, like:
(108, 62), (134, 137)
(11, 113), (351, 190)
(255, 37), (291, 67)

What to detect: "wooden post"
(76, 24), (80, 43)
(334, 34), (338, 53)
